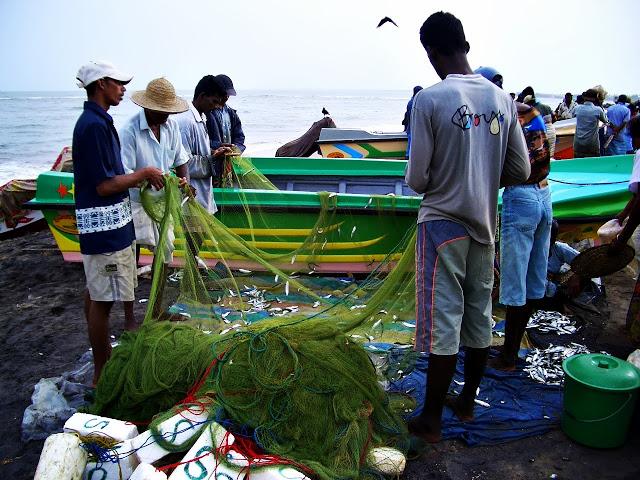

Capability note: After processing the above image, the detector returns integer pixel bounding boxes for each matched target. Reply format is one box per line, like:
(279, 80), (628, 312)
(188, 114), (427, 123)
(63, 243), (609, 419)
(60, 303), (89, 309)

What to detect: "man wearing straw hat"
(120, 77), (189, 260)
(120, 77), (189, 318)
(73, 61), (165, 385)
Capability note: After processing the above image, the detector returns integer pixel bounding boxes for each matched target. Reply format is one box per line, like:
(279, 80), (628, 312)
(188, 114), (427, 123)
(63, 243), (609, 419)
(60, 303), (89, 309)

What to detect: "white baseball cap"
(76, 61), (133, 88)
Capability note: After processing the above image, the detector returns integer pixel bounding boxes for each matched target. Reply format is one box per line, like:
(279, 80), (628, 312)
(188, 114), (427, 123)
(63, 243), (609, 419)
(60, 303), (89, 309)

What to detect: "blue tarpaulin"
(385, 348), (563, 446)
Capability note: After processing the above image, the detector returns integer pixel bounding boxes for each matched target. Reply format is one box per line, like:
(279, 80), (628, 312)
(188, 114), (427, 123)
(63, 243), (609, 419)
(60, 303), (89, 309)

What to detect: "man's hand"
(212, 146), (233, 158)
(178, 176), (188, 188)
(142, 167), (165, 190)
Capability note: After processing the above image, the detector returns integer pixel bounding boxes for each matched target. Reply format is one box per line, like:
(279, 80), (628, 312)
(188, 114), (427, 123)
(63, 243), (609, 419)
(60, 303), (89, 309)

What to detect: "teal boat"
(26, 154), (633, 273)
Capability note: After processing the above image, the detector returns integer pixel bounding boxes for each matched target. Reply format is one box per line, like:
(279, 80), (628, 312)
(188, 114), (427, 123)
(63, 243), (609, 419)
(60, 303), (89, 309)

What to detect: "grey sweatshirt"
(405, 74), (530, 244)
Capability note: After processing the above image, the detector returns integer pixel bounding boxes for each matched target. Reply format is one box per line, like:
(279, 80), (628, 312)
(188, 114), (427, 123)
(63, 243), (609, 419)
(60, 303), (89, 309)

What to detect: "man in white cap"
(73, 61), (165, 385)
(120, 77), (190, 316)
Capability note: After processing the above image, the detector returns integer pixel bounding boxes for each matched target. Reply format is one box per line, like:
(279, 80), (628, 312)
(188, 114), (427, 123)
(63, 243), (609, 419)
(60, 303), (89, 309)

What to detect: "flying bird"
(322, 107), (330, 116)
(377, 17), (398, 28)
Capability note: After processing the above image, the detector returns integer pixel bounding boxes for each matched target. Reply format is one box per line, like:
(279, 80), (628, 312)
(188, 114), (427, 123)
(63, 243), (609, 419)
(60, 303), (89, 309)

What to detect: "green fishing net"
(92, 156), (420, 478)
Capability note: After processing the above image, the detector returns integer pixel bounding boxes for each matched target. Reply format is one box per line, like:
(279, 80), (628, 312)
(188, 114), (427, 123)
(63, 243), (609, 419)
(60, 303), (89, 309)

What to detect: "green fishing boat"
(26, 154), (633, 273)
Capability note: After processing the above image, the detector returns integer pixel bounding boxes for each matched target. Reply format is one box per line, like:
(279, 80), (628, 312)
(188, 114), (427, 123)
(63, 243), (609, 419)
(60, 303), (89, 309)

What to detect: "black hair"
(85, 81), (99, 97)
(419, 12), (468, 56)
(194, 75), (225, 99)
(629, 116), (640, 140)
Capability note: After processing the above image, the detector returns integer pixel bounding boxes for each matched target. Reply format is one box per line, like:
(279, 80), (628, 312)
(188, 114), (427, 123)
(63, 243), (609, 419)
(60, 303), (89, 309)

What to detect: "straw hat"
(130, 78), (188, 114)
(570, 244), (634, 279)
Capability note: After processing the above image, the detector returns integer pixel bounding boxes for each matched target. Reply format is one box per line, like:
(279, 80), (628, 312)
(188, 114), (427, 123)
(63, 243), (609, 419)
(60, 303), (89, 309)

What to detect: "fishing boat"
(0, 147), (73, 239)
(554, 118), (576, 159)
(27, 171), (419, 273)
(317, 128), (407, 159)
(316, 120), (578, 161)
(246, 156), (414, 195)
(26, 155), (633, 273)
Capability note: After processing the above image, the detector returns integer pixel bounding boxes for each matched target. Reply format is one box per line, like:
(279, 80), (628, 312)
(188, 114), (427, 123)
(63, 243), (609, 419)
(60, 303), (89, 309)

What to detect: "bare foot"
(487, 355), (516, 372)
(444, 395), (474, 422)
(407, 417), (441, 443)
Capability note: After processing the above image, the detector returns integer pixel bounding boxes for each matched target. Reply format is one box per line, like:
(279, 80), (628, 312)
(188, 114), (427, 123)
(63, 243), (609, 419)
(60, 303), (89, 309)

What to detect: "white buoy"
(130, 463), (168, 480)
(131, 408), (211, 464)
(367, 447), (406, 476)
(34, 433), (88, 480)
(64, 412), (139, 442)
(249, 465), (310, 480)
(82, 439), (139, 480)
(168, 422), (241, 480)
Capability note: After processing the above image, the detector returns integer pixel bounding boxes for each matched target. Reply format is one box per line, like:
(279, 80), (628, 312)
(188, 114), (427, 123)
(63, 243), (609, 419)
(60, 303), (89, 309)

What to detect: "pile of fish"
(527, 310), (580, 335)
(524, 343), (607, 385)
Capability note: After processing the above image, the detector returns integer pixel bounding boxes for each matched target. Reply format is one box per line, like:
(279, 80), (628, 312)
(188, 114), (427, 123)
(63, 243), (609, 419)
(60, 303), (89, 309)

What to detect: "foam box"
(82, 439), (139, 480)
(64, 412), (138, 442)
(130, 463), (168, 480)
(248, 466), (310, 480)
(168, 422), (240, 480)
(131, 408), (211, 464)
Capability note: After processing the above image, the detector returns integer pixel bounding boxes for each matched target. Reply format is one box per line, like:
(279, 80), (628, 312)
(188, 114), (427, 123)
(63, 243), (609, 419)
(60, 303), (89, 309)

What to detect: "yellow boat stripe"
(172, 235), (385, 250)
(174, 222), (344, 237)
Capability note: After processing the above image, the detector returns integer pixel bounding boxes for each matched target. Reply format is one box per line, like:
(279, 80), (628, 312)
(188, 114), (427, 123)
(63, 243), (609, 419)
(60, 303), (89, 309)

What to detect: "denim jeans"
(499, 184), (552, 306)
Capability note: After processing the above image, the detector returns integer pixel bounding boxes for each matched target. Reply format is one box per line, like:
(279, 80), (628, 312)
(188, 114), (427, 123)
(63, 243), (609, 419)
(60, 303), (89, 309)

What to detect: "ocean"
(0, 89), (562, 184)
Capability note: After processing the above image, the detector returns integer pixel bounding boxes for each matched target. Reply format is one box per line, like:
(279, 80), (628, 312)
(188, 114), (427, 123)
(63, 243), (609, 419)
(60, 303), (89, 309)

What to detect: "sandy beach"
(0, 229), (639, 479)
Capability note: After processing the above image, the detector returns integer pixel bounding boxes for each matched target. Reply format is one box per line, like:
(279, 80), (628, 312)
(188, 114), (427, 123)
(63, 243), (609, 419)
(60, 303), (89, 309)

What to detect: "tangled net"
(91, 158), (419, 478)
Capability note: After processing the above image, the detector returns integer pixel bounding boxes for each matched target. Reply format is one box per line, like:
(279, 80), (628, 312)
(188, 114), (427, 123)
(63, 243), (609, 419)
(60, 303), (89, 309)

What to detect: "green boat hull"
(26, 154), (633, 272)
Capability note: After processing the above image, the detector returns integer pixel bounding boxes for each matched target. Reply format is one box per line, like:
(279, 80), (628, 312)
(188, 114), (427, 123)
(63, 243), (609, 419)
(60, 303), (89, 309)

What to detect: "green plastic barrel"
(562, 354), (640, 448)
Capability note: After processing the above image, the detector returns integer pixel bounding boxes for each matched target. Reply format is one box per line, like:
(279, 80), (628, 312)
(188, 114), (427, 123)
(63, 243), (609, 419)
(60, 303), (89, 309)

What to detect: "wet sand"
(0, 230), (638, 479)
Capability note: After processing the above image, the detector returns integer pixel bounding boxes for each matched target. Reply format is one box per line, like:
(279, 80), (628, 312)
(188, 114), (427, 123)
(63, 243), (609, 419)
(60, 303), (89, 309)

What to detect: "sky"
(0, 0), (638, 96)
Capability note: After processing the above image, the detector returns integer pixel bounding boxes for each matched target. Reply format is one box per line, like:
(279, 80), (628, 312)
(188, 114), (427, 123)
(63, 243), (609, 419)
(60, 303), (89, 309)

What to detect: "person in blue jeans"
(490, 101), (553, 371)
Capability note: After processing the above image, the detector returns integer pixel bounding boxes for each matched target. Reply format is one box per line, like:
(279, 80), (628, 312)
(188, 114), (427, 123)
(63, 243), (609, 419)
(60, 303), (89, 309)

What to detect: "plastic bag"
(21, 350), (94, 442)
(21, 378), (76, 442)
(597, 218), (625, 243)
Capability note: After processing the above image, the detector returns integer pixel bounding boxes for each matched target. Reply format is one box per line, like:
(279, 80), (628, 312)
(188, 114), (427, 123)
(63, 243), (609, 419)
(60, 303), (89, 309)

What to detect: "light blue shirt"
(120, 111), (188, 203)
(175, 102), (218, 213)
(606, 103), (632, 153)
(574, 102), (607, 152)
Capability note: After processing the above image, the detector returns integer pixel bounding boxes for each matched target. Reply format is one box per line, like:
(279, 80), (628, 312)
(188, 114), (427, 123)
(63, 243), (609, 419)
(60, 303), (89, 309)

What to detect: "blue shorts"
(499, 184), (552, 306)
(415, 220), (494, 355)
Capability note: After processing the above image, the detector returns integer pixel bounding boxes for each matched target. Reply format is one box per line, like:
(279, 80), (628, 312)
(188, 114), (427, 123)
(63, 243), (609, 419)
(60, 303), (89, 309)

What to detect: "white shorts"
(82, 242), (137, 302)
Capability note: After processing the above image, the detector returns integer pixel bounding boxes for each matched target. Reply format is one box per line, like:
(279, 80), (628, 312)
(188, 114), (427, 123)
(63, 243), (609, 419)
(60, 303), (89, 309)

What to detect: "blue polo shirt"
(72, 101), (135, 255)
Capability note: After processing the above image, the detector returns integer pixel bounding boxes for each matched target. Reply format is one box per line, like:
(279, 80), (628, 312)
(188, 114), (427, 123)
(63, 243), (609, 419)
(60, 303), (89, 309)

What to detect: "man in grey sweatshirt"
(405, 11), (530, 443)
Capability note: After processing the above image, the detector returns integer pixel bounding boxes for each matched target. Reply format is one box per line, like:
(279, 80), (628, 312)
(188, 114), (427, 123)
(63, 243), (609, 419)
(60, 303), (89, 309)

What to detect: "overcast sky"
(1, 0), (637, 96)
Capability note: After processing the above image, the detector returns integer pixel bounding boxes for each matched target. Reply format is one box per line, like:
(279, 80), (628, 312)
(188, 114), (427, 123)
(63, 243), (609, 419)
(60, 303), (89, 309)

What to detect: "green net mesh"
(91, 156), (420, 478)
